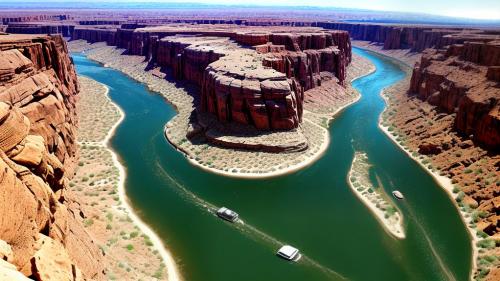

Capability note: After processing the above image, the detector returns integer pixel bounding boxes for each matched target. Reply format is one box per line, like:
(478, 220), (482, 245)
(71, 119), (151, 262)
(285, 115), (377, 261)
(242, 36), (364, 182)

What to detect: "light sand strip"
(87, 77), (183, 281)
(347, 152), (406, 239)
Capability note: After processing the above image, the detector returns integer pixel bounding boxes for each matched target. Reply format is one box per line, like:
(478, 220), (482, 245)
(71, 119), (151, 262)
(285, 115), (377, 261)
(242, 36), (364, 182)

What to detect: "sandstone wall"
(157, 36), (304, 130)
(316, 22), (500, 52)
(409, 40), (500, 150)
(70, 26), (351, 130)
(1, 15), (71, 25)
(72, 27), (118, 46)
(0, 34), (104, 280)
(6, 23), (74, 37)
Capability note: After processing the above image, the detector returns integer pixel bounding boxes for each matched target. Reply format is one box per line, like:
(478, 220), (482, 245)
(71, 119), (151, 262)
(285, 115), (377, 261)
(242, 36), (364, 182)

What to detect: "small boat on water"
(216, 207), (239, 222)
(276, 245), (301, 261)
(392, 190), (404, 200)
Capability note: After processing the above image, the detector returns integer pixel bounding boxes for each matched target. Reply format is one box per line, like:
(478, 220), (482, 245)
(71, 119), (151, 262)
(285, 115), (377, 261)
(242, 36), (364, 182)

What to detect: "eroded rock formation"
(72, 25), (351, 131)
(6, 23), (74, 37)
(409, 38), (500, 150)
(0, 34), (104, 280)
(316, 22), (500, 52)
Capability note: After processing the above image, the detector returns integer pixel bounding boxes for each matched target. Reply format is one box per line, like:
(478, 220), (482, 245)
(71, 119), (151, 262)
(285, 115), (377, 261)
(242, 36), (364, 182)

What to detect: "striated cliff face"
(409, 39), (500, 150)
(157, 35), (304, 130)
(0, 34), (104, 280)
(259, 30), (350, 87)
(317, 22), (500, 52)
(72, 25), (351, 130)
(5, 23), (74, 37)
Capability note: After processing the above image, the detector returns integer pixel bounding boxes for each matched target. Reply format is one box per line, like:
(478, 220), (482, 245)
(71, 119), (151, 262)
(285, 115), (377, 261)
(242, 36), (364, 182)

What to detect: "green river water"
(73, 48), (471, 281)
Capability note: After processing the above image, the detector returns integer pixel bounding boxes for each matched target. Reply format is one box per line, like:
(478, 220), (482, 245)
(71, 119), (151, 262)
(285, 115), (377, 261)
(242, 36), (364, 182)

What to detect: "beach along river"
(73, 47), (471, 281)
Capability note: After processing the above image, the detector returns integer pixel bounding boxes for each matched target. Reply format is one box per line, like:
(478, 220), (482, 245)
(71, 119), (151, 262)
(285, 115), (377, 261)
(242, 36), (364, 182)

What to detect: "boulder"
(418, 142), (442, 155)
(31, 234), (83, 281)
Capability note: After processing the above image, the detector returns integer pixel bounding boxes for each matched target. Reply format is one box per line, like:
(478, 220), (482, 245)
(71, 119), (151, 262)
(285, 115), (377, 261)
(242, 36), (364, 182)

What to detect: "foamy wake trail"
(404, 204), (457, 281)
(154, 160), (347, 280)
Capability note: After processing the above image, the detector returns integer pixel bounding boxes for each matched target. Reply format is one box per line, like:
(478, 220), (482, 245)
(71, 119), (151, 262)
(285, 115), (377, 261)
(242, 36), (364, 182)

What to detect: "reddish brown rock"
(318, 22), (500, 52)
(234, 32), (269, 46)
(31, 234), (83, 281)
(0, 34), (105, 280)
(409, 40), (500, 151)
(70, 24), (349, 131)
(418, 142), (442, 155)
(71, 24), (351, 92)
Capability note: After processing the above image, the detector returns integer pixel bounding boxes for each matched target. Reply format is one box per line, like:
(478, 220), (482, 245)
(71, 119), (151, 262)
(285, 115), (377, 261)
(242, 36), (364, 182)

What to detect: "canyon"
(0, 6), (498, 281)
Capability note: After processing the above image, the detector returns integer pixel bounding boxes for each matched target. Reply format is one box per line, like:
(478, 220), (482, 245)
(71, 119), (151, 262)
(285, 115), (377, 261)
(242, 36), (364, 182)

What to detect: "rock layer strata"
(0, 34), (104, 280)
(72, 25), (351, 131)
(409, 39), (500, 150)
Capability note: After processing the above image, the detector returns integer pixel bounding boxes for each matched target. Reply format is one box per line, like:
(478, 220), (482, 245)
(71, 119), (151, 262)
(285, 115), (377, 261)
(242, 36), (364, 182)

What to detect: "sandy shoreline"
(103, 90), (183, 281)
(347, 152), (406, 239)
(73, 76), (182, 281)
(363, 48), (480, 280)
(164, 118), (331, 179)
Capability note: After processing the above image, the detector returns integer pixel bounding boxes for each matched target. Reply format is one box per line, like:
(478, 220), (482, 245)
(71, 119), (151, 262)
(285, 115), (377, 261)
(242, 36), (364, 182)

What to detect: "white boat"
(216, 207), (239, 222)
(392, 190), (404, 200)
(276, 245), (301, 261)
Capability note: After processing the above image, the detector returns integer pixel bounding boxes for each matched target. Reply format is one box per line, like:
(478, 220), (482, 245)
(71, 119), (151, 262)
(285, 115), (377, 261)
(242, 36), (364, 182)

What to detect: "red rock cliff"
(71, 25), (351, 131)
(158, 35), (304, 130)
(0, 34), (104, 280)
(317, 22), (499, 52)
(409, 39), (500, 150)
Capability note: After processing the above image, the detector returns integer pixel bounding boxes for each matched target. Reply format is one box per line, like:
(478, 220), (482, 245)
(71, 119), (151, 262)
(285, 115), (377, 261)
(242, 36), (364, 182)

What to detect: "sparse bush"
(476, 230), (488, 239)
(84, 219), (94, 227)
(477, 239), (495, 249)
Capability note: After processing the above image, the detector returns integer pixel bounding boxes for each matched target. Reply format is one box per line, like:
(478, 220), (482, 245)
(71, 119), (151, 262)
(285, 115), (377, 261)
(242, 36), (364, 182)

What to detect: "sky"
(13, 0), (500, 20)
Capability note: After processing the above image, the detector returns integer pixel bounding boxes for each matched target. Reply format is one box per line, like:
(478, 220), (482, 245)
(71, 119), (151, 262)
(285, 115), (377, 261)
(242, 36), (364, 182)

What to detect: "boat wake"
(402, 202), (457, 281)
(154, 160), (347, 280)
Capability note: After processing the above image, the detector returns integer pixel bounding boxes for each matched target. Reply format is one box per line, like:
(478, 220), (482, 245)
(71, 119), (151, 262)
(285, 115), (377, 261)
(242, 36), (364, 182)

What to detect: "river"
(73, 47), (471, 281)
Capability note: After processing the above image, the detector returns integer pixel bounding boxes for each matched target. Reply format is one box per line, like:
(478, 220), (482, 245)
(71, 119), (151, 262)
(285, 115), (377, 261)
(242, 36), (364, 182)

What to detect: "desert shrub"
(476, 230), (488, 239)
(84, 219), (94, 227)
(477, 267), (490, 278)
(477, 239), (495, 249)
